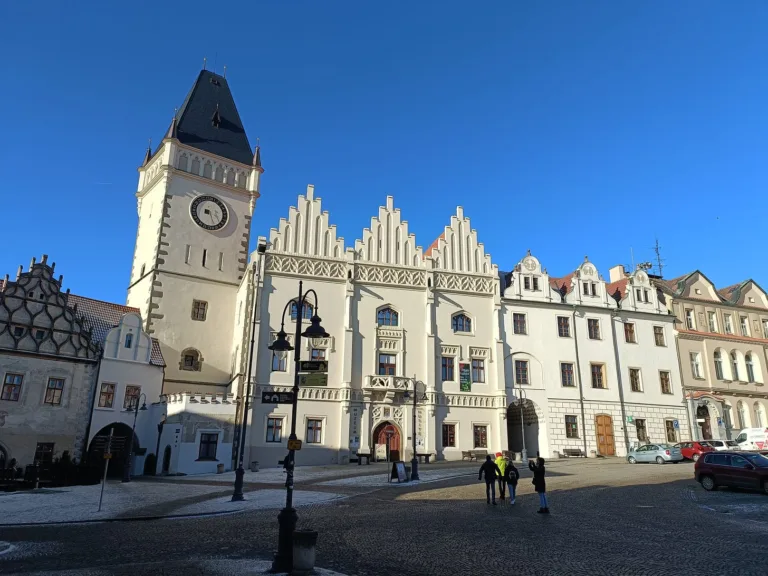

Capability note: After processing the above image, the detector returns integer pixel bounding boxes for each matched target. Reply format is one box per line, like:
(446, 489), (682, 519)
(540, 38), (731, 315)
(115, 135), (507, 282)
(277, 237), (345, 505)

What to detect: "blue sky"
(2, 1), (767, 302)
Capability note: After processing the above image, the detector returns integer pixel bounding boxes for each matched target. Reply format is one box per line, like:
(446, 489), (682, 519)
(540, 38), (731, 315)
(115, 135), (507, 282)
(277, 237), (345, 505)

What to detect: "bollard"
(291, 529), (318, 575)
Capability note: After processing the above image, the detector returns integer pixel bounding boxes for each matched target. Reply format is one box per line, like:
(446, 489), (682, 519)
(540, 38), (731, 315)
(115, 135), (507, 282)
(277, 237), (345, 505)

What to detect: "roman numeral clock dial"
(191, 195), (228, 231)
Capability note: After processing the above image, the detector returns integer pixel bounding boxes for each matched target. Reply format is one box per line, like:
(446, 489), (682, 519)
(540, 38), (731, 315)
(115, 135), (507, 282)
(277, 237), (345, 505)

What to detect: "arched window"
(226, 169), (235, 186)
(203, 162), (213, 179)
(746, 353), (756, 383)
(731, 352), (740, 381)
(180, 348), (202, 372)
(377, 307), (398, 327)
(754, 402), (765, 428)
(290, 301), (313, 321)
(178, 154), (188, 171)
(452, 313), (472, 333)
(237, 172), (247, 188)
(737, 401), (747, 429)
(714, 351), (724, 380)
(191, 157), (201, 175)
(214, 165), (224, 182)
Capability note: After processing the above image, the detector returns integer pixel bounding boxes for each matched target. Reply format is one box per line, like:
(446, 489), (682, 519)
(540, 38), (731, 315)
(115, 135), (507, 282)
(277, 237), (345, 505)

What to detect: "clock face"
(523, 257), (536, 271)
(191, 196), (228, 231)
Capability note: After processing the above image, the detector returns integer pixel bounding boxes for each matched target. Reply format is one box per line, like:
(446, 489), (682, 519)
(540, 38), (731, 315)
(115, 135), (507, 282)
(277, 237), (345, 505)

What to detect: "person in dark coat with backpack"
(478, 455), (502, 505)
(504, 459), (520, 505)
(529, 456), (549, 513)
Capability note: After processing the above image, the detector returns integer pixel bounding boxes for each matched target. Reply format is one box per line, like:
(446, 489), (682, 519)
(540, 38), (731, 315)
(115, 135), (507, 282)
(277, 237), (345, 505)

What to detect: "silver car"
(627, 443), (684, 464)
(702, 440), (740, 451)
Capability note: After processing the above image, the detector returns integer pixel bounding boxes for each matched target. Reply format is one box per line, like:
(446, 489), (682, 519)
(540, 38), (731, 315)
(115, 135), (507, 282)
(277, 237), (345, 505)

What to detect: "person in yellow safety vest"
(494, 452), (507, 502)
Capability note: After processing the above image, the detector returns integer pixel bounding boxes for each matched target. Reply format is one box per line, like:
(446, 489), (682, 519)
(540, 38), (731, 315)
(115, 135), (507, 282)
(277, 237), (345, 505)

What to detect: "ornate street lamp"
(122, 393), (147, 483)
(402, 379), (427, 481)
(270, 280), (329, 574)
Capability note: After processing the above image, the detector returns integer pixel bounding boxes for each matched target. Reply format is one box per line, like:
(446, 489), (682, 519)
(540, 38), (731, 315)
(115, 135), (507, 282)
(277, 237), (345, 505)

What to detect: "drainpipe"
(572, 307), (588, 456)
(674, 334), (696, 441)
(83, 356), (104, 464)
(610, 311), (631, 454)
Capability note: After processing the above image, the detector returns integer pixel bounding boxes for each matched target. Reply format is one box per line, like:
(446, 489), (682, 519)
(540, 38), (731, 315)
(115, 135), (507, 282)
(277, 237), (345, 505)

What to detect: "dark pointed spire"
(165, 110), (178, 139)
(252, 144), (262, 169)
(142, 139), (152, 166)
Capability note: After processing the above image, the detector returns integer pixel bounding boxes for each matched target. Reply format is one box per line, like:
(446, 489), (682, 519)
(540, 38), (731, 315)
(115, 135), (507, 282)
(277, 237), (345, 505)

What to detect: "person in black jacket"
(478, 455), (502, 504)
(529, 457), (549, 513)
(504, 460), (520, 505)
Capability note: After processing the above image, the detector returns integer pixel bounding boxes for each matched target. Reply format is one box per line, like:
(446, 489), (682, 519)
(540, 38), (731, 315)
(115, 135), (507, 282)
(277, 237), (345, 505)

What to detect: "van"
(734, 428), (768, 450)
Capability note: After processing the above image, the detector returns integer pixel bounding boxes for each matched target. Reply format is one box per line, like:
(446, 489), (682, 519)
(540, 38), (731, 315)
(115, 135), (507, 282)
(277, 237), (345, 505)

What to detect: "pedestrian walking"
(478, 454), (502, 505)
(494, 452), (507, 502)
(505, 459), (520, 505)
(528, 456), (549, 513)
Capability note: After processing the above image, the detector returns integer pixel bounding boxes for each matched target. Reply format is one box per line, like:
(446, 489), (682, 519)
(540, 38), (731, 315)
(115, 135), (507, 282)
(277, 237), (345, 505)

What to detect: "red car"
(674, 441), (714, 462)
(695, 451), (768, 494)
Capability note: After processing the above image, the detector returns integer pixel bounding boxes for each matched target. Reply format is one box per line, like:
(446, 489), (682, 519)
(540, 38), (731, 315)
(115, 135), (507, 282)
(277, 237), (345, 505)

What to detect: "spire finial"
(166, 113), (178, 139)
(252, 142), (262, 169)
(223, 65), (227, 78)
(203, 57), (207, 70)
(527, 249), (531, 256)
(142, 139), (152, 166)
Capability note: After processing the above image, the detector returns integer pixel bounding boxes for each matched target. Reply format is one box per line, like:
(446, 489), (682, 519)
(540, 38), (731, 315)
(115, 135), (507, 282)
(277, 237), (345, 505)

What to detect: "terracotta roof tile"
(606, 278), (629, 300)
(425, 233), (445, 257)
(549, 273), (575, 295)
(150, 338), (166, 367)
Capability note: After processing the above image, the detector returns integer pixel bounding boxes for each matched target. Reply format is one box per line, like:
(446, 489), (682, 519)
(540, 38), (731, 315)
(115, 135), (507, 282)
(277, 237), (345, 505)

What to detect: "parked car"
(695, 451), (768, 494)
(704, 440), (741, 451)
(674, 441), (714, 462)
(733, 428), (768, 451)
(627, 444), (683, 464)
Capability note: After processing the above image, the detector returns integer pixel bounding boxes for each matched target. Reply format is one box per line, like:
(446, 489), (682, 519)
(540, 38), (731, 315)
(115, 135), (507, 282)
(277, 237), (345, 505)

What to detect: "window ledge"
(195, 458), (219, 462)
(94, 407), (115, 411)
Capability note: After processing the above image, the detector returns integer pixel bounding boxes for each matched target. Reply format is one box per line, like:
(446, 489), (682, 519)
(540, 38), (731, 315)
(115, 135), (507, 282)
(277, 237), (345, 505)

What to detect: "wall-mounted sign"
(459, 363), (471, 392)
(262, 391), (294, 404)
(299, 373), (328, 387)
(299, 360), (328, 373)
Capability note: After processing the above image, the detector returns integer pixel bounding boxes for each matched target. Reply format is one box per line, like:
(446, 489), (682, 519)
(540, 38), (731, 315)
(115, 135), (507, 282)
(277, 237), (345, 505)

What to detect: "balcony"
(364, 375), (411, 391)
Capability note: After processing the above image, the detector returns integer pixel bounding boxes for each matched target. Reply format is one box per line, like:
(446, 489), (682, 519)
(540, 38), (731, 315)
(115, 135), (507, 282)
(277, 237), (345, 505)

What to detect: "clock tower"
(126, 69), (263, 394)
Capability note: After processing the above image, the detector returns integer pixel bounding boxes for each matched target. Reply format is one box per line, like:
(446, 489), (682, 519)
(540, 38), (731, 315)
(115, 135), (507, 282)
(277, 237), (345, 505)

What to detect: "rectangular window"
(124, 333), (133, 348)
(513, 313), (527, 335)
(636, 419), (648, 442)
(665, 420), (677, 443)
(198, 433), (218, 460)
(565, 415), (579, 439)
(34, 443), (55, 465)
(685, 309), (695, 330)
(557, 316), (570, 338)
(306, 419), (323, 444)
(588, 319), (601, 340)
(378, 354), (396, 376)
(591, 283), (597, 296)
(266, 418), (283, 442)
(473, 425), (488, 448)
(202, 249), (208, 267)
(532, 277), (539, 291)
(218, 252), (224, 271)
(629, 368), (642, 392)
(123, 385), (141, 410)
(582, 282), (590, 296)
(471, 359), (485, 383)
(659, 371), (672, 395)
(690, 352), (702, 379)
(271, 351), (287, 372)
(44, 378), (65, 405)
(643, 289), (650, 303)
(708, 311), (717, 333)
(191, 300), (208, 321)
(1, 373), (23, 401)
(523, 277), (531, 290)
(442, 423), (456, 447)
(724, 315), (733, 334)
(185, 244), (191, 264)
(441, 357), (455, 381)
(635, 288), (642, 302)
(98, 383), (115, 408)
(590, 363), (606, 389)
(560, 363), (575, 387)
(653, 326), (666, 347)
(763, 320), (768, 339)
(740, 316), (749, 337)
(624, 323), (636, 343)
(514, 360), (529, 385)
(310, 348), (326, 360)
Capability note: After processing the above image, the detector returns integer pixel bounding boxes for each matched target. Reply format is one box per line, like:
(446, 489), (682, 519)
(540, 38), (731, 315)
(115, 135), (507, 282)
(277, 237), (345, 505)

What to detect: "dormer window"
(377, 307), (398, 327)
(524, 277), (530, 290)
(452, 313), (472, 333)
(583, 282), (597, 296)
(635, 289), (642, 301)
(532, 277), (539, 291)
(643, 289), (650, 303)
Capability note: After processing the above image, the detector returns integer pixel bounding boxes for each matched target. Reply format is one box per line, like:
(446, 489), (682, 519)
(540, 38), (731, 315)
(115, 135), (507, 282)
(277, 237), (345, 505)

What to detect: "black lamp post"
(270, 280), (329, 574)
(403, 379), (427, 481)
(154, 414), (166, 476)
(122, 393), (147, 483)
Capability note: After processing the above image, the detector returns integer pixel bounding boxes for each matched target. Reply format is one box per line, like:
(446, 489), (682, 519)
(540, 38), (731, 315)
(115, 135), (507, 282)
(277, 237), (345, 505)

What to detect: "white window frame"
(305, 416), (326, 445)
(196, 429), (222, 461)
(560, 362), (575, 387)
(690, 352), (703, 379)
(471, 422), (490, 449)
(724, 314), (733, 334)
(628, 368), (643, 393)
(653, 325), (666, 347)
(740, 316), (750, 337)
(708, 311), (717, 333)
(512, 313), (527, 335)
(266, 415), (286, 443)
(685, 309), (695, 330)
(441, 421), (459, 450)
(587, 318), (601, 340)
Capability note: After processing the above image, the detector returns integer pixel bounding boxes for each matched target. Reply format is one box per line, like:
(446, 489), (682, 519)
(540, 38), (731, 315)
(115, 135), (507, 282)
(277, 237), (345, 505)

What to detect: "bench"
(356, 450), (371, 465)
(416, 453), (433, 464)
(562, 448), (586, 458)
(461, 450), (488, 461)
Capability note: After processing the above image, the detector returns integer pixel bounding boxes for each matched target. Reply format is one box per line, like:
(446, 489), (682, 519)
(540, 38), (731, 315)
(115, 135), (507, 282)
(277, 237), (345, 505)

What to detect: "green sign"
(626, 416), (634, 423)
(459, 363), (471, 392)
(299, 373), (328, 387)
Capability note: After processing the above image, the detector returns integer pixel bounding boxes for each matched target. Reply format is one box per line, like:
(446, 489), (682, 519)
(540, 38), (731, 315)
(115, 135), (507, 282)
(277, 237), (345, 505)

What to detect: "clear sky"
(2, 1), (767, 302)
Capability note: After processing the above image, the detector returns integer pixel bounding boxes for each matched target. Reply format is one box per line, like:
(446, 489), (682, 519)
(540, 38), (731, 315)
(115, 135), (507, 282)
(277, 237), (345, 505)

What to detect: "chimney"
(609, 265), (627, 283)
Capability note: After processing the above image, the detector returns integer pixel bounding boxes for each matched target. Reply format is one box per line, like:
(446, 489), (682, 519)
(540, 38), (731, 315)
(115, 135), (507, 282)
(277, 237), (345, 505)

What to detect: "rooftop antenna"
(202, 57), (207, 71)
(653, 238), (665, 278)
(630, 247), (635, 272)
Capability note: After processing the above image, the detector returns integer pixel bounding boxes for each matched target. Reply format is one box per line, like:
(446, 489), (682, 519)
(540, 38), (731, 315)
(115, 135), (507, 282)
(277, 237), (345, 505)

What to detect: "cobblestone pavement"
(2, 458), (768, 575)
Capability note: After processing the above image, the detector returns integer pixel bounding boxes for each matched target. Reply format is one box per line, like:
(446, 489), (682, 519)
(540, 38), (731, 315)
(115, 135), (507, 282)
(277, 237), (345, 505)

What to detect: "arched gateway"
(507, 400), (540, 457)
(88, 423), (140, 478)
(372, 421), (401, 462)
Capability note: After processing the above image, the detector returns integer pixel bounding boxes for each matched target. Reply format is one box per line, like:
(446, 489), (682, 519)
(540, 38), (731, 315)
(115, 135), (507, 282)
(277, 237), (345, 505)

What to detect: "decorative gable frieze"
(434, 271), (495, 295)
(355, 263), (426, 287)
(265, 253), (346, 281)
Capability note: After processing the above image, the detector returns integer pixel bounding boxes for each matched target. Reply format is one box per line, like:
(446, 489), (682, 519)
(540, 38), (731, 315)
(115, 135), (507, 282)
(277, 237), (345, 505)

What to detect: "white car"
(702, 440), (740, 451)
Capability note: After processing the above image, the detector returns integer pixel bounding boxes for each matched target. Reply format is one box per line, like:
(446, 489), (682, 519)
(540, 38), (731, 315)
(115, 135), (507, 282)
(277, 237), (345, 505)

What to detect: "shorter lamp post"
(402, 378), (427, 481)
(269, 280), (330, 574)
(154, 414), (166, 476)
(516, 387), (528, 465)
(123, 393), (147, 483)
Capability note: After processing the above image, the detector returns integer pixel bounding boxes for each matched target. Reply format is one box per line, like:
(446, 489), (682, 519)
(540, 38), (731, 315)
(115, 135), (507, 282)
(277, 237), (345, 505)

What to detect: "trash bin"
(216, 463), (225, 474)
(292, 529), (318, 575)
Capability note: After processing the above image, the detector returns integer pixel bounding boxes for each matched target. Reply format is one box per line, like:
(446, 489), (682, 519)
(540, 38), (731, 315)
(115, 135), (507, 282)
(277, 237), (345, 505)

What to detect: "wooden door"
(595, 415), (616, 456)
(376, 424), (400, 461)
